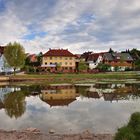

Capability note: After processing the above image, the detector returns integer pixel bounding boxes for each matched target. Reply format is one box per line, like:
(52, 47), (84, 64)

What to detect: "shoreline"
(0, 129), (114, 140)
(0, 71), (139, 84)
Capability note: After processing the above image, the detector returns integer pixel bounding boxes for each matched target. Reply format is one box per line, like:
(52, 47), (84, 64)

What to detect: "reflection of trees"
(3, 90), (26, 119)
(20, 85), (42, 96)
(76, 86), (87, 96)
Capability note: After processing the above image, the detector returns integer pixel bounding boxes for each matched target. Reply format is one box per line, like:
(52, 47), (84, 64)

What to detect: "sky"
(0, 0), (140, 54)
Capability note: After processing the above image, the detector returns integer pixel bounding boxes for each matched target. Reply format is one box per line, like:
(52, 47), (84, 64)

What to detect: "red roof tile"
(28, 54), (38, 62)
(42, 99), (76, 107)
(87, 52), (106, 61)
(43, 49), (75, 57)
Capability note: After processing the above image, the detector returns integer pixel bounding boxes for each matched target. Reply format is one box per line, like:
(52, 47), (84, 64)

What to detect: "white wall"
(88, 55), (103, 69)
(0, 55), (14, 73)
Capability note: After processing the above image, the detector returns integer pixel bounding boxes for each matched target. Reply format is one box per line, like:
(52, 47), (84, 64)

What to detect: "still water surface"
(0, 83), (140, 134)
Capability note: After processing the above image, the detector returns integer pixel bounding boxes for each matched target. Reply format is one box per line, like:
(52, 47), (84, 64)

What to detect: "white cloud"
(0, 0), (140, 53)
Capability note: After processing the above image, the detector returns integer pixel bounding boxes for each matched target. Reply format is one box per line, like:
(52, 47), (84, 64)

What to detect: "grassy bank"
(8, 71), (139, 84)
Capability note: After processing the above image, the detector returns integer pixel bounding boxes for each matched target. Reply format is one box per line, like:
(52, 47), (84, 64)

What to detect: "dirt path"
(0, 129), (114, 140)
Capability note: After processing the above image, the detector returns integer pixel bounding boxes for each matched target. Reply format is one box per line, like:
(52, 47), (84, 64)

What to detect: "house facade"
(0, 46), (13, 73)
(103, 52), (133, 71)
(41, 49), (76, 72)
(0, 46), (4, 72)
(87, 52), (105, 69)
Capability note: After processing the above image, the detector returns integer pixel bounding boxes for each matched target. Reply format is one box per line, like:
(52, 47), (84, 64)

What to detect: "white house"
(87, 52), (105, 69)
(0, 46), (13, 73)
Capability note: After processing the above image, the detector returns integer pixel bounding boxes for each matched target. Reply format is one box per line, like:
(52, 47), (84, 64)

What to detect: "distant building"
(41, 49), (76, 73)
(0, 46), (13, 73)
(87, 52), (106, 69)
(80, 51), (92, 61)
(0, 46), (5, 72)
(103, 52), (134, 71)
(27, 54), (38, 63)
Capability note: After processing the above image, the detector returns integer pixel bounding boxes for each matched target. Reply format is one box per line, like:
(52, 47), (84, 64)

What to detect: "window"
(70, 62), (72, 65)
(69, 57), (72, 60)
(45, 62), (47, 65)
(50, 62), (52, 65)
(50, 57), (52, 60)
(65, 57), (68, 60)
(65, 62), (67, 65)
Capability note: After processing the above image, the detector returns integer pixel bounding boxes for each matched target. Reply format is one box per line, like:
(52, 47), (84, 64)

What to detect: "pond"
(0, 83), (140, 134)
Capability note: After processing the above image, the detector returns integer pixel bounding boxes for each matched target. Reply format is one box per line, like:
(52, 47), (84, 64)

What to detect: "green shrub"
(115, 112), (140, 140)
(128, 112), (140, 136)
(115, 126), (135, 140)
(96, 63), (111, 71)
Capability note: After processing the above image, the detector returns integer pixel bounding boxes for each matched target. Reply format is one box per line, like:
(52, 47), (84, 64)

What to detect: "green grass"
(8, 71), (139, 85)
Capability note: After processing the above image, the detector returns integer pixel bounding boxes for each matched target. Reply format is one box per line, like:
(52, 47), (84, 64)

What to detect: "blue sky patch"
(0, 0), (6, 12)
(77, 13), (96, 24)
(23, 31), (48, 40)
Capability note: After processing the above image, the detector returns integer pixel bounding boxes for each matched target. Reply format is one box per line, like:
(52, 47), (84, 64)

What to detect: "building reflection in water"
(77, 84), (140, 102)
(39, 85), (79, 107)
(0, 83), (140, 119)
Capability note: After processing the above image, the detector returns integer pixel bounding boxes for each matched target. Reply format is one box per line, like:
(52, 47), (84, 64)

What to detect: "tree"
(78, 61), (88, 72)
(96, 63), (111, 71)
(114, 66), (119, 72)
(37, 52), (43, 66)
(4, 90), (26, 119)
(4, 42), (25, 75)
(108, 48), (114, 53)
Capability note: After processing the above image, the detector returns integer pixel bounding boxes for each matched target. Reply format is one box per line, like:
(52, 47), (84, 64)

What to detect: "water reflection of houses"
(39, 85), (79, 107)
(0, 86), (21, 111)
(0, 86), (21, 101)
(86, 91), (101, 99)
(78, 84), (139, 102)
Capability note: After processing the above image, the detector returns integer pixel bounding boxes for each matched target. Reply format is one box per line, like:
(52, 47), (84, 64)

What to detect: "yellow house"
(41, 49), (76, 72)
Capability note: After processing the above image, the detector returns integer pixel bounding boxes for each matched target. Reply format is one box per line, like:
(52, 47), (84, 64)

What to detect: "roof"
(103, 53), (114, 61)
(87, 52), (105, 61)
(75, 54), (81, 59)
(120, 53), (133, 61)
(86, 91), (100, 98)
(103, 93), (117, 101)
(43, 49), (75, 57)
(41, 99), (76, 107)
(103, 52), (133, 61)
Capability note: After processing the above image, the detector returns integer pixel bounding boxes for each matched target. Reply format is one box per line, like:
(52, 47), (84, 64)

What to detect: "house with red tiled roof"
(87, 52), (106, 69)
(41, 49), (76, 73)
(27, 54), (38, 63)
